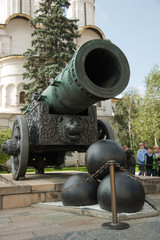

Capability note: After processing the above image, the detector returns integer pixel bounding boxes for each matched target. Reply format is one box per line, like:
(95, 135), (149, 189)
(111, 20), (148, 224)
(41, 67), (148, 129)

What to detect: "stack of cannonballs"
(61, 140), (145, 213)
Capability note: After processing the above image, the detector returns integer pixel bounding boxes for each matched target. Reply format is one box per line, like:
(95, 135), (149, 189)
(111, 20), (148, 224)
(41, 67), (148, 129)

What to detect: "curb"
(145, 194), (160, 214)
(31, 201), (158, 221)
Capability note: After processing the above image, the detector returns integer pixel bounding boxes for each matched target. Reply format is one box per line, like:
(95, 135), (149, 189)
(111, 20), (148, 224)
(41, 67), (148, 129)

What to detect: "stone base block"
(0, 172), (74, 209)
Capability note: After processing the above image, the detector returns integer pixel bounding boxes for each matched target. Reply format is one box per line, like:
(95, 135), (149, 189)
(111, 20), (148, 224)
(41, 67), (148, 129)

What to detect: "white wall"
(0, 18), (33, 57)
(0, 57), (27, 113)
(0, 0), (36, 24)
(0, 85), (2, 107)
(0, 15), (33, 116)
(77, 28), (102, 47)
(67, 0), (95, 29)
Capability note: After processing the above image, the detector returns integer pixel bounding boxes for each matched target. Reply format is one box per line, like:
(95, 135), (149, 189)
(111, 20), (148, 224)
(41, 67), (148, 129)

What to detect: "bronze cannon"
(2, 39), (130, 180)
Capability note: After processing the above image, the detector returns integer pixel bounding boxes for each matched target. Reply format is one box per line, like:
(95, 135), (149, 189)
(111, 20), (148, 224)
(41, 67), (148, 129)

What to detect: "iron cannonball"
(97, 171), (145, 213)
(61, 173), (99, 206)
(85, 139), (127, 180)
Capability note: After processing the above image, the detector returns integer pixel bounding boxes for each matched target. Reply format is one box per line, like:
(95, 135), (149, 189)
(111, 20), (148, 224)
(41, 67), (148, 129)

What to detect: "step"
(0, 172), (75, 210)
(0, 173), (160, 210)
(138, 176), (160, 194)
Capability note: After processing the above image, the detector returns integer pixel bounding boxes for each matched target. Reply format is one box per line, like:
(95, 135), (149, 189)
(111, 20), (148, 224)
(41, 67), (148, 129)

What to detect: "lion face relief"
(57, 116), (83, 144)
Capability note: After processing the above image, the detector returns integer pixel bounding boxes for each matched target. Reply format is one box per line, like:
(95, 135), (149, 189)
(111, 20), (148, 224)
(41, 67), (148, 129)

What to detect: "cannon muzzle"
(41, 39), (130, 114)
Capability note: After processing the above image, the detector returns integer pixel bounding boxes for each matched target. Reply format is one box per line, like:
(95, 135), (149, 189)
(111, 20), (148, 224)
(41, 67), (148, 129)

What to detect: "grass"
(135, 165), (139, 173)
(0, 165), (140, 175)
(0, 166), (88, 174)
(44, 166), (88, 172)
(0, 171), (9, 174)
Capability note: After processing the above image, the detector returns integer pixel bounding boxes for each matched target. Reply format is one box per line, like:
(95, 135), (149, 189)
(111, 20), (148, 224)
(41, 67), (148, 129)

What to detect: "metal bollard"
(76, 160), (79, 171)
(102, 160), (130, 230)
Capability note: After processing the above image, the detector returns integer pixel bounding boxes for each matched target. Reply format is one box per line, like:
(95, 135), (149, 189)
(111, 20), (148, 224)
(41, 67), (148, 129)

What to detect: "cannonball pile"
(61, 139), (145, 213)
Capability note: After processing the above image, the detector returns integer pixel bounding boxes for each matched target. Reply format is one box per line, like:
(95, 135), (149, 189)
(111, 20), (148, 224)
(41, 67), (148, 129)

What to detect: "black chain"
(0, 175), (18, 186)
(117, 163), (160, 185)
(1, 162), (159, 194)
(62, 161), (121, 192)
(61, 162), (109, 192)
(0, 175), (53, 193)
(62, 162), (160, 192)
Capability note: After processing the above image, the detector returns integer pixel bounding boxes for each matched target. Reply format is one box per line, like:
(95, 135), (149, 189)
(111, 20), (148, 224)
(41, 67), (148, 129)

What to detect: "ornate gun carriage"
(2, 39), (130, 180)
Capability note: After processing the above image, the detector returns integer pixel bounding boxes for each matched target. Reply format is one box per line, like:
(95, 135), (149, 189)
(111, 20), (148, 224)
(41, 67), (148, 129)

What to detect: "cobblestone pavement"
(0, 206), (160, 240)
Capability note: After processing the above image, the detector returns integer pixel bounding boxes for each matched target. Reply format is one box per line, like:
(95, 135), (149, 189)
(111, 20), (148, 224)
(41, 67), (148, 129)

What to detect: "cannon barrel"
(41, 39), (130, 114)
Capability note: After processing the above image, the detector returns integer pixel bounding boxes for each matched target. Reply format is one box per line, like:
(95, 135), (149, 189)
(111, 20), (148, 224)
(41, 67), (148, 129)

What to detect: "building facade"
(0, 0), (116, 131)
(0, 0), (36, 129)
(0, 0), (119, 167)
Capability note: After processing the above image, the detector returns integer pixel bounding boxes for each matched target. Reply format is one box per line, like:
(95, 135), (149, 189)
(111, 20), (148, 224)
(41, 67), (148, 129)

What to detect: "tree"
(137, 65), (160, 146)
(0, 128), (12, 164)
(114, 90), (142, 152)
(23, 0), (80, 105)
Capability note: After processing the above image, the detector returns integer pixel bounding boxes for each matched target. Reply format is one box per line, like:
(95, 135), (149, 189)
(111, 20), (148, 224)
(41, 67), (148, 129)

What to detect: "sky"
(95, 0), (160, 94)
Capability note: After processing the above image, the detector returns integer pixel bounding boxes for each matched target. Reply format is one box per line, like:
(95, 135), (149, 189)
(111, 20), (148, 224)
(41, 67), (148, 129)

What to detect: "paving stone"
(0, 221), (47, 237)
(27, 222), (160, 240)
(0, 232), (36, 240)
(0, 217), (12, 224)
(0, 209), (33, 218)
(28, 235), (64, 240)
(59, 231), (95, 240)
(146, 194), (160, 213)
(0, 206), (160, 240)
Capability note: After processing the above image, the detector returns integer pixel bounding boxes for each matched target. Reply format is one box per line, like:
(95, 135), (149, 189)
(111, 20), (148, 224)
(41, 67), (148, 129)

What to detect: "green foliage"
(114, 90), (142, 152)
(136, 65), (160, 146)
(114, 65), (160, 151)
(23, 0), (80, 105)
(0, 128), (12, 164)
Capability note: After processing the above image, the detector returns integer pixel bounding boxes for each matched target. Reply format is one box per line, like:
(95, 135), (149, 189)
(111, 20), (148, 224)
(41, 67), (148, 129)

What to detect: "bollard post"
(76, 160), (79, 171)
(102, 160), (130, 230)
(110, 160), (117, 224)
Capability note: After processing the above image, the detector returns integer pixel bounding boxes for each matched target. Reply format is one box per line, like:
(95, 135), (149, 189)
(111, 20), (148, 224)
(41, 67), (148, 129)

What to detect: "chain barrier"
(116, 163), (160, 185)
(61, 162), (160, 192)
(0, 174), (36, 192)
(0, 174), (18, 186)
(0, 161), (160, 193)
(61, 161), (134, 192)
(0, 174), (54, 193)
(61, 162), (110, 192)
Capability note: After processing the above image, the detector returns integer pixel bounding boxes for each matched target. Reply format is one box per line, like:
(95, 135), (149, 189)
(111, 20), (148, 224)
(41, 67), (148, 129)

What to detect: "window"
(97, 101), (102, 107)
(19, 91), (26, 104)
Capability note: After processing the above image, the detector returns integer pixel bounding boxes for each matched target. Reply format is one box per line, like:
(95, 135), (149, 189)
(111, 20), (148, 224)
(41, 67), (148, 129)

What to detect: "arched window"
(19, 91), (26, 104)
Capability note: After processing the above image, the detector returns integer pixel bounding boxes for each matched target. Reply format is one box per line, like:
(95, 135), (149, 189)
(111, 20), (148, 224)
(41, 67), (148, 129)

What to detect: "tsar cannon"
(2, 39), (130, 180)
